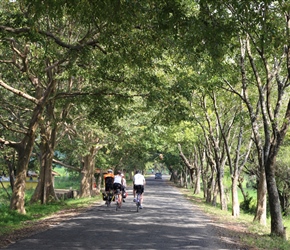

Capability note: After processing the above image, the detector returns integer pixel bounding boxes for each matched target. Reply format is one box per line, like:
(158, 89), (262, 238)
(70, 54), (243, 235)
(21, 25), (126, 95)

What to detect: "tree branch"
(52, 159), (82, 172)
(0, 79), (39, 104)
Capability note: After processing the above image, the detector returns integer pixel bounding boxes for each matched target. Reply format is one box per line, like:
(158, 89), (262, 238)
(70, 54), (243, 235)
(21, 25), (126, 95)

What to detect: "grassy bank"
(179, 188), (290, 250)
(0, 190), (102, 237)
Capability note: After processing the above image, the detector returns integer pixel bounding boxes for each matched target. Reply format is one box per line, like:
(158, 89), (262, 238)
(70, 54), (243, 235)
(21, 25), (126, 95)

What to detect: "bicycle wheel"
(106, 193), (112, 207)
(116, 194), (120, 211)
(136, 193), (140, 212)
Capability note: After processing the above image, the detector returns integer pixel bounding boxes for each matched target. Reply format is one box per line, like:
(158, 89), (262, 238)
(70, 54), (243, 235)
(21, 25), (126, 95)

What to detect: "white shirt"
(134, 173), (145, 185)
(114, 175), (122, 184)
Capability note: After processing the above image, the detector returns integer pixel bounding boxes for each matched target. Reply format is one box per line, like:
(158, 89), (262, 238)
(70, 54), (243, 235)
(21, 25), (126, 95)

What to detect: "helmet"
(108, 169), (113, 173)
(135, 170), (140, 174)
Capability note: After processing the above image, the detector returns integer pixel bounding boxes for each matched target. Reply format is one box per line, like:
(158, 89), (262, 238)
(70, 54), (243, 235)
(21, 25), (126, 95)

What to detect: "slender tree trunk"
(217, 168), (227, 211)
(80, 145), (100, 198)
(212, 177), (219, 207)
(170, 170), (179, 184)
(206, 176), (212, 203)
(253, 167), (267, 225)
(265, 148), (285, 237)
(179, 171), (184, 188)
(80, 155), (93, 197)
(232, 175), (240, 217)
(10, 136), (36, 214)
(5, 156), (15, 191)
(200, 149), (209, 199)
(194, 166), (201, 195)
(238, 179), (247, 204)
(206, 166), (215, 203)
(95, 173), (102, 193)
(31, 122), (58, 204)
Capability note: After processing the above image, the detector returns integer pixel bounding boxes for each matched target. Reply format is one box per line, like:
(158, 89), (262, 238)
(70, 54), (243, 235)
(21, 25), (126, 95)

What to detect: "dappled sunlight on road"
(5, 175), (240, 250)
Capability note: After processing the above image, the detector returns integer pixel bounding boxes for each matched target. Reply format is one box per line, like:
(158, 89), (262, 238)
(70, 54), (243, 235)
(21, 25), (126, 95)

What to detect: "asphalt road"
(4, 175), (242, 250)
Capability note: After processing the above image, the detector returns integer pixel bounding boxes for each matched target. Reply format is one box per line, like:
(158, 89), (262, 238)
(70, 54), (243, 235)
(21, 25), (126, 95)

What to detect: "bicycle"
(115, 188), (122, 211)
(105, 190), (114, 207)
(135, 191), (142, 212)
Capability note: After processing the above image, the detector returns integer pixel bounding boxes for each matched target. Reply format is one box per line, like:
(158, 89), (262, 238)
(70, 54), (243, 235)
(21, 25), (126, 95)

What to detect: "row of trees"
(1, 0), (290, 239)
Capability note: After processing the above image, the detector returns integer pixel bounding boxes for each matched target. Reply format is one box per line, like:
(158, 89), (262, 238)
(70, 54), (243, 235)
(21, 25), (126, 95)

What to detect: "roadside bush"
(240, 194), (256, 214)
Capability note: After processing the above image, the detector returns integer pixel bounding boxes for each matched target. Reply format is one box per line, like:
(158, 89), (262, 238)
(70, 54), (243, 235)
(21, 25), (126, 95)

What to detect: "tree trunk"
(80, 155), (93, 198)
(232, 175), (240, 217)
(80, 145), (99, 198)
(212, 178), (219, 207)
(265, 150), (285, 237)
(31, 121), (58, 204)
(170, 170), (179, 184)
(179, 172), (184, 188)
(194, 166), (201, 195)
(5, 155), (15, 191)
(217, 165), (227, 211)
(253, 167), (267, 225)
(238, 179), (247, 203)
(95, 173), (102, 193)
(10, 136), (36, 214)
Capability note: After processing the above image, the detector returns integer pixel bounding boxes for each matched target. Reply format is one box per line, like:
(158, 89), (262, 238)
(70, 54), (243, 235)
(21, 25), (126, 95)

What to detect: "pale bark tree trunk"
(95, 173), (102, 193)
(178, 143), (196, 189)
(80, 143), (102, 198)
(1, 39), (58, 213)
(202, 94), (228, 211)
(231, 176), (240, 217)
(253, 168), (267, 225)
(193, 147), (201, 194)
(231, 126), (253, 217)
(198, 147), (207, 199)
(212, 178), (219, 207)
(30, 121), (58, 204)
(217, 165), (227, 211)
(170, 170), (179, 184)
(10, 117), (40, 214)
(80, 154), (94, 198)
(9, 85), (51, 213)
(226, 37), (268, 224)
(194, 165), (201, 195)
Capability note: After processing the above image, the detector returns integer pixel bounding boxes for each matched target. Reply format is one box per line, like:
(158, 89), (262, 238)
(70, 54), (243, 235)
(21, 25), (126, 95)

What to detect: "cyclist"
(104, 169), (114, 192)
(133, 170), (146, 209)
(113, 170), (124, 206)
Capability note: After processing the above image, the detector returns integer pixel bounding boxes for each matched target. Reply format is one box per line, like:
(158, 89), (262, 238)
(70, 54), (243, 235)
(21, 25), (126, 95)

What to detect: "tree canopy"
(1, 0), (290, 239)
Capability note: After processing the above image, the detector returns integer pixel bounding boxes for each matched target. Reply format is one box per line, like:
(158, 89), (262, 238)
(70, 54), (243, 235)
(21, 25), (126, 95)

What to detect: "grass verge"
(0, 194), (102, 237)
(179, 187), (290, 250)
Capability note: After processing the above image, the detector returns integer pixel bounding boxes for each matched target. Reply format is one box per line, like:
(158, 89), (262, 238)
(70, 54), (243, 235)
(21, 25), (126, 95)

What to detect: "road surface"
(4, 175), (243, 249)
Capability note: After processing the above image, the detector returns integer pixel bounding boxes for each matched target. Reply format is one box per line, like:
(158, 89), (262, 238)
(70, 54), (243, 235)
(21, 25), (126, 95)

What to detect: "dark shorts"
(113, 183), (124, 193)
(133, 185), (144, 194)
(105, 183), (113, 192)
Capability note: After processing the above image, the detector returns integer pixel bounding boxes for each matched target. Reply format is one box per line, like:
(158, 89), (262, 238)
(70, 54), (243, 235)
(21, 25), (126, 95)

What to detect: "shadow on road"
(5, 175), (243, 250)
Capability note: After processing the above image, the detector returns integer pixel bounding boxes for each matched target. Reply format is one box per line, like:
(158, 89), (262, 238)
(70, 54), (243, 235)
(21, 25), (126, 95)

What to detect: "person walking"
(133, 170), (146, 209)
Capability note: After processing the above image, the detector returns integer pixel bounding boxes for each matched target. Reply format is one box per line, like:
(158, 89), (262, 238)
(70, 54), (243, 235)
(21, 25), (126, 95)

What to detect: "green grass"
(54, 176), (81, 189)
(0, 188), (102, 237)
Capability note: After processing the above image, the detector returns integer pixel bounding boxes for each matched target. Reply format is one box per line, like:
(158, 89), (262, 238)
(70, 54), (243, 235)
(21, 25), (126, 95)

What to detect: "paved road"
(5, 175), (242, 250)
